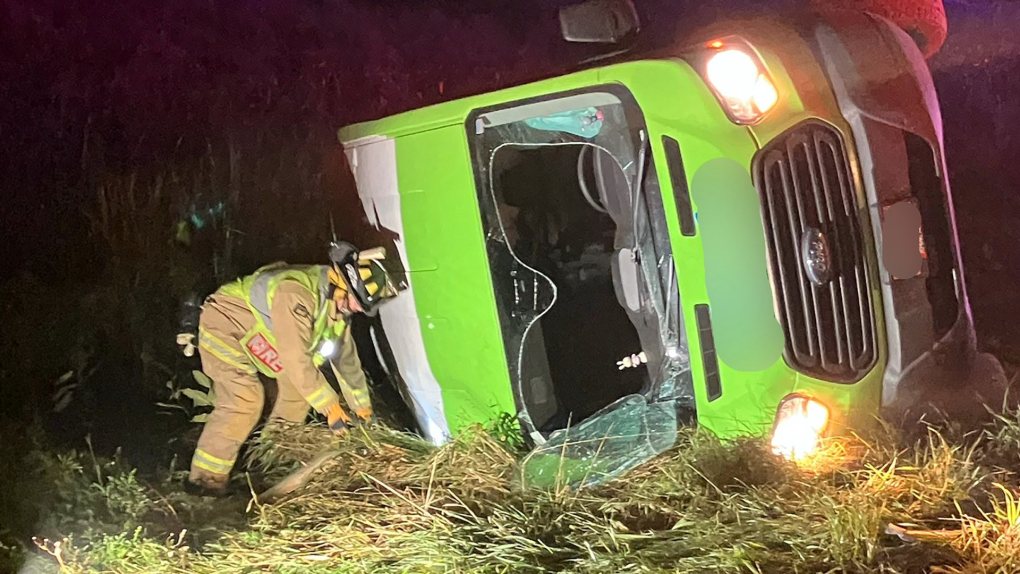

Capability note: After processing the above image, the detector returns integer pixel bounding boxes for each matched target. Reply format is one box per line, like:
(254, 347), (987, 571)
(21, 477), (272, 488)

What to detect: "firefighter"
(177, 241), (398, 496)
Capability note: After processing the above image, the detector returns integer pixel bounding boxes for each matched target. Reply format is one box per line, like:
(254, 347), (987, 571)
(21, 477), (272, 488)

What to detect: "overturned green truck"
(338, 0), (1004, 484)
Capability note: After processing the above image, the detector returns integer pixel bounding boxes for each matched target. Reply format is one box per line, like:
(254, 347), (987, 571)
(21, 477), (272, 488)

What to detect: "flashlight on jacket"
(318, 339), (337, 359)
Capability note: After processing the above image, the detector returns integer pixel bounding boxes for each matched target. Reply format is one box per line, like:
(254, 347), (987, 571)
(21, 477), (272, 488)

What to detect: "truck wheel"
(813, 0), (947, 59)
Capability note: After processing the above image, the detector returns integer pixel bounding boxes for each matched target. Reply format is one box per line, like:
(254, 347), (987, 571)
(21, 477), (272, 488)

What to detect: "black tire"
(813, 0), (947, 58)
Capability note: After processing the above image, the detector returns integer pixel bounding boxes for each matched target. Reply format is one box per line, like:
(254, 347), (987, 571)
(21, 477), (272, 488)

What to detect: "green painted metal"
(339, 57), (885, 443)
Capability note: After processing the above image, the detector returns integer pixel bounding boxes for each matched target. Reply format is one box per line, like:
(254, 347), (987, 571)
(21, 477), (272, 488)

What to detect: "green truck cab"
(339, 0), (1002, 481)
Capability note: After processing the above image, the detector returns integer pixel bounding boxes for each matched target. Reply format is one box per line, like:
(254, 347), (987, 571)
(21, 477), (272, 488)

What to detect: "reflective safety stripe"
(335, 372), (369, 397)
(342, 392), (371, 412)
(345, 387), (371, 404)
(198, 334), (257, 375)
(312, 267), (333, 346)
(330, 363), (372, 411)
(192, 449), (234, 475)
(248, 272), (277, 331)
(198, 328), (249, 361)
(305, 384), (338, 412)
(249, 267), (331, 334)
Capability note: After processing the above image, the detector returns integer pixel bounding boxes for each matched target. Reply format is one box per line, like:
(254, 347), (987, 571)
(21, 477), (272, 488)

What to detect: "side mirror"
(559, 0), (640, 44)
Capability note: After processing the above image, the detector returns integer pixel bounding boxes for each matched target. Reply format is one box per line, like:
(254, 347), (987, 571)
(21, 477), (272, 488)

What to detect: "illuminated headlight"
(770, 395), (829, 461)
(699, 40), (779, 124)
(318, 339), (337, 359)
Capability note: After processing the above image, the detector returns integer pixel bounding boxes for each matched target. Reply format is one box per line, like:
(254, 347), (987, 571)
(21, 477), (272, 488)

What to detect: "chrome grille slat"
(763, 157), (808, 363)
(792, 138), (833, 371)
(814, 137), (851, 368)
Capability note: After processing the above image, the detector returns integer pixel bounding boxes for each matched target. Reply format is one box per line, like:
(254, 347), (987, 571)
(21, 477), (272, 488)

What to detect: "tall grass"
(15, 402), (1020, 574)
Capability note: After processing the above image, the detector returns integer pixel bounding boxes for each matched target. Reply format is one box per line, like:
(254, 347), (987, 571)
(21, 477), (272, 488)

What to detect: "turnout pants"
(188, 294), (370, 488)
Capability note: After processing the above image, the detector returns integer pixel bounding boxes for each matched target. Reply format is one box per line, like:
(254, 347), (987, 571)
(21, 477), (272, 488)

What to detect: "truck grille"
(753, 121), (876, 382)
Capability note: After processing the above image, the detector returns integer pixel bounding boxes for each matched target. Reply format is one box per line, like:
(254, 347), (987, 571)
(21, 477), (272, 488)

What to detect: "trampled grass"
(14, 406), (1020, 574)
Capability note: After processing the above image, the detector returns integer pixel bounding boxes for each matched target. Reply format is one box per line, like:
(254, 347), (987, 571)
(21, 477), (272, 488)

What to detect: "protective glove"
(617, 351), (648, 370)
(177, 294), (203, 358)
(326, 403), (351, 436)
(354, 408), (378, 427)
(177, 333), (197, 357)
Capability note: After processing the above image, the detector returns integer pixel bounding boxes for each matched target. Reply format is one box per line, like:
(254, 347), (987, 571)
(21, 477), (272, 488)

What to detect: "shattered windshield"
(469, 89), (694, 469)
(520, 394), (682, 489)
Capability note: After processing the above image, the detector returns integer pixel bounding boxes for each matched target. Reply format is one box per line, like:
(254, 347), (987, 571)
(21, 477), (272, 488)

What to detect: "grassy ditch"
(8, 405), (1020, 574)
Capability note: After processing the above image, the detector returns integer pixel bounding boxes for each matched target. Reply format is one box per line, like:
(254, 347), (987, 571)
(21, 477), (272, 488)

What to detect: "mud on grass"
(17, 408), (1020, 574)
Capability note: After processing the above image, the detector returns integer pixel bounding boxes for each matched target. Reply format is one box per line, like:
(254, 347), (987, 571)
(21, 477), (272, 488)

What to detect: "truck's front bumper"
(808, 11), (1004, 414)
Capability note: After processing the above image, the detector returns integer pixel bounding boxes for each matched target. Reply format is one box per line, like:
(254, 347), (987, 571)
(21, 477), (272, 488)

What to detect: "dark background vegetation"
(1, 0), (1018, 561)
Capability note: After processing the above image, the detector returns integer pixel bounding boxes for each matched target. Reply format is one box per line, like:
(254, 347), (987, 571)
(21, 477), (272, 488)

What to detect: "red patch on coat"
(247, 333), (283, 373)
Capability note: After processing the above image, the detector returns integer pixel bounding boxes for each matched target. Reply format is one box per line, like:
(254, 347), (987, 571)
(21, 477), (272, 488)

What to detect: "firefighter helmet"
(328, 241), (396, 316)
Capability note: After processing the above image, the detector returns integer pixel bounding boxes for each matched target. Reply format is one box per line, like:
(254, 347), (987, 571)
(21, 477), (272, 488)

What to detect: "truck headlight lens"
(751, 74), (778, 114)
(701, 41), (779, 124)
(770, 395), (829, 461)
